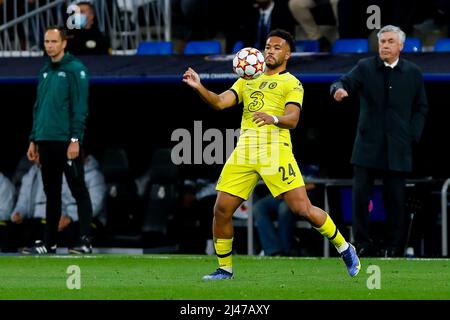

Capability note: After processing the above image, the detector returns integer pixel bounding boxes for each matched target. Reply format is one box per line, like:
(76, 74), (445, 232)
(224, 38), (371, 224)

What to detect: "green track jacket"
(30, 52), (89, 143)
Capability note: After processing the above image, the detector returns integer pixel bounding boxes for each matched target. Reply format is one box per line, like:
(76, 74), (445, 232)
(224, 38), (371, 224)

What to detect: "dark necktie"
(256, 12), (267, 50)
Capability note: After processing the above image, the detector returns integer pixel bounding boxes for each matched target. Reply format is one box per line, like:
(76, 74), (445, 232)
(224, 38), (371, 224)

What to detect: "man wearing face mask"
(66, 1), (111, 55)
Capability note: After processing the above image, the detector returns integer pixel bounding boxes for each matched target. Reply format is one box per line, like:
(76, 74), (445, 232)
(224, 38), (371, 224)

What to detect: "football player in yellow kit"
(183, 29), (360, 280)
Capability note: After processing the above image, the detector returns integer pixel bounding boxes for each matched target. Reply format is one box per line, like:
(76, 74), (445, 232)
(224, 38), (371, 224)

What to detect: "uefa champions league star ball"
(232, 47), (266, 80)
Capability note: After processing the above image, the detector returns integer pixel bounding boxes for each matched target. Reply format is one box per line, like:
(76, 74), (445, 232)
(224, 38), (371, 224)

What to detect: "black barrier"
(0, 80), (448, 180)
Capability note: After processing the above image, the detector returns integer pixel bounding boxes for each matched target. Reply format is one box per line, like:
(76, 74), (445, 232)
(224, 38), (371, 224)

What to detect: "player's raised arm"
(183, 67), (236, 110)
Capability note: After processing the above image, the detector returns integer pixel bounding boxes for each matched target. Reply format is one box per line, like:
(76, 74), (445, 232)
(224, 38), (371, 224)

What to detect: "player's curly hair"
(267, 29), (295, 52)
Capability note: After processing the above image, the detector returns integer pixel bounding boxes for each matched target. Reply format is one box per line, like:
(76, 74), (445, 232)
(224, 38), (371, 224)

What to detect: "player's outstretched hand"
(333, 88), (349, 102)
(183, 67), (201, 89)
(252, 112), (275, 127)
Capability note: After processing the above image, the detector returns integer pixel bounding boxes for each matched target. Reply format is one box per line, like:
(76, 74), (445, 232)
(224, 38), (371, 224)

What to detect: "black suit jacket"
(66, 27), (111, 55)
(330, 56), (428, 172)
(242, 0), (297, 50)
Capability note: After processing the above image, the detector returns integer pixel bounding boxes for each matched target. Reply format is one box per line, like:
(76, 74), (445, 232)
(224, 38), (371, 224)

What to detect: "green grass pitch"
(0, 254), (449, 300)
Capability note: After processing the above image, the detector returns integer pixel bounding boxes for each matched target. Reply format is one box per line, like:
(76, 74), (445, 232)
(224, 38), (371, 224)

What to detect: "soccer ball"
(232, 47), (266, 80)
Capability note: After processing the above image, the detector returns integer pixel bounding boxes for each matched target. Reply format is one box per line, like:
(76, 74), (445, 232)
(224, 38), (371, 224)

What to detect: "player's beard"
(266, 58), (283, 70)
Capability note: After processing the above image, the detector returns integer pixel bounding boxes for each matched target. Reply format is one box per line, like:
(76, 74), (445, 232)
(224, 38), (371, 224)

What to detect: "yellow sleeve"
(284, 78), (304, 109)
(230, 78), (244, 104)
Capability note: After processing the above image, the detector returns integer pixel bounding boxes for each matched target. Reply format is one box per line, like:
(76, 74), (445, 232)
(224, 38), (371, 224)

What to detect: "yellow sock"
(314, 213), (348, 252)
(214, 238), (233, 272)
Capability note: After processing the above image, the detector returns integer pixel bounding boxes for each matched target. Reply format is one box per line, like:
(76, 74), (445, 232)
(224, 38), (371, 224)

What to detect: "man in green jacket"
(26, 25), (93, 254)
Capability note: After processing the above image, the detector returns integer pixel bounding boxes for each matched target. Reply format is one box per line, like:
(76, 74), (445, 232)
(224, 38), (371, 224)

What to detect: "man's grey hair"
(377, 25), (406, 44)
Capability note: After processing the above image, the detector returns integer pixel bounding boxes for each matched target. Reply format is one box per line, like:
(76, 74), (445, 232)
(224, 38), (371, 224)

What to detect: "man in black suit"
(330, 25), (428, 257)
(226, 0), (296, 52)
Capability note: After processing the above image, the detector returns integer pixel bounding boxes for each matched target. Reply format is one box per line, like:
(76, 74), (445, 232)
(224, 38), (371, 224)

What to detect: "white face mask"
(76, 13), (88, 29)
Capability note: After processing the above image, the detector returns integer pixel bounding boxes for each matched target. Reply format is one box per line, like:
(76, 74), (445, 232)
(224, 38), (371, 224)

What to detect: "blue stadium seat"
(332, 39), (369, 53)
(183, 40), (222, 55)
(403, 38), (422, 53)
(294, 40), (320, 52)
(434, 38), (450, 52)
(136, 41), (173, 55)
(340, 186), (387, 223)
(232, 40), (244, 53)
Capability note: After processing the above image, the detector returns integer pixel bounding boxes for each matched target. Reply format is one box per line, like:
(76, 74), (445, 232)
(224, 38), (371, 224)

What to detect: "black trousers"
(37, 141), (92, 247)
(352, 165), (406, 251)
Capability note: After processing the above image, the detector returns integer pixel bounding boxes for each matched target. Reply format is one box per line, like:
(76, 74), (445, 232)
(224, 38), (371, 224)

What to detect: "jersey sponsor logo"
(248, 91), (264, 112)
(268, 82), (277, 89)
(58, 71), (67, 78)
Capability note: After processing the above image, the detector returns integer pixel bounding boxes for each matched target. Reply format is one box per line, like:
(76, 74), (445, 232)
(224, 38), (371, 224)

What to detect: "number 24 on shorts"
(279, 163), (296, 182)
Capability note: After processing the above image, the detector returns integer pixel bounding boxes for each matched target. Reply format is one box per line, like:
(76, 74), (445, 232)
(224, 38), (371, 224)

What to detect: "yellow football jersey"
(230, 71), (304, 147)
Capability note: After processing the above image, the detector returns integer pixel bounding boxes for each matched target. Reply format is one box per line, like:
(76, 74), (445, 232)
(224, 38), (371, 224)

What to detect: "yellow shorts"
(216, 143), (305, 200)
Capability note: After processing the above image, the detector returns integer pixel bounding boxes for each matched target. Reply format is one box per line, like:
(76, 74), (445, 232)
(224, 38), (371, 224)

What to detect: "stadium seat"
(403, 38), (422, 53)
(340, 186), (387, 224)
(101, 148), (129, 183)
(434, 38), (450, 52)
(295, 40), (320, 53)
(183, 40), (222, 55)
(100, 148), (140, 239)
(332, 39), (369, 53)
(136, 41), (173, 55)
(142, 148), (179, 248)
(232, 40), (244, 53)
